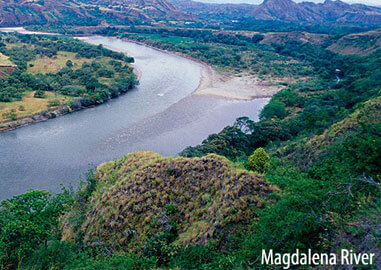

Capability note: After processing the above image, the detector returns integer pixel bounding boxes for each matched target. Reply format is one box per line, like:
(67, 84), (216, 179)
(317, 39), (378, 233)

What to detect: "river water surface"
(0, 35), (268, 200)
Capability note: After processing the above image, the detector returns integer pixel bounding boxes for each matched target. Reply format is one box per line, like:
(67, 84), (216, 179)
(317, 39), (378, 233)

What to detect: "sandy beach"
(194, 63), (282, 100)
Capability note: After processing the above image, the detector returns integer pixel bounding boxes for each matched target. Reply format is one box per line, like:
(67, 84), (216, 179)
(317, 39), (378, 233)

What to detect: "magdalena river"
(0, 34), (269, 199)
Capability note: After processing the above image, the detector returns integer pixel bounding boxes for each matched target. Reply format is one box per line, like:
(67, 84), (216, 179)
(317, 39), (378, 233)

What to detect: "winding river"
(0, 35), (269, 200)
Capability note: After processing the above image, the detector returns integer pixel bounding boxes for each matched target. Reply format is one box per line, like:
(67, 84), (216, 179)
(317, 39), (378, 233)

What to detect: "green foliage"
(248, 147), (270, 173)
(0, 32), (137, 104)
(169, 243), (220, 270)
(143, 232), (179, 266)
(66, 253), (157, 270)
(251, 34), (265, 43)
(66, 59), (73, 68)
(2, 109), (17, 120)
(24, 241), (157, 270)
(0, 190), (73, 268)
(180, 125), (251, 159)
(34, 89), (45, 98)
(259, 99), (287, 120)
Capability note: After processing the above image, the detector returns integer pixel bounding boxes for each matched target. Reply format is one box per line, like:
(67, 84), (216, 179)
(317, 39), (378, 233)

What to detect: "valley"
(0, 33), (269, 200)
(0, 0), (379, 269)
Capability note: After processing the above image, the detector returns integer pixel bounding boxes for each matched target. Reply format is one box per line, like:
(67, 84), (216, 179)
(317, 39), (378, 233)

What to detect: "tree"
(0, 190), (72, 268)
(248, 148), (269, 173)
(260, 100), (287, 120)
(251, 34), (264, 43)
(66, 59), (73, 68)
(34, 90), (45, 98)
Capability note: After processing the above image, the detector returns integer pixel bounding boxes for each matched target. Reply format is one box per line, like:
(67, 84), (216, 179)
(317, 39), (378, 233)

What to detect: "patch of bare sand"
(194, 64), (282, 100)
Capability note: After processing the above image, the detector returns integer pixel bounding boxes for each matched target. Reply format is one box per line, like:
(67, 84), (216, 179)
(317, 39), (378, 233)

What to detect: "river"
(0, 34), (269, 200)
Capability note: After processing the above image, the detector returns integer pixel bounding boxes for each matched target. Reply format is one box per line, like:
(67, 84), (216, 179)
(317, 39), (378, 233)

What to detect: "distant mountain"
(172, 0), (381, 26)
(169, 0), (254, 20)
(0, 0), (193, 27)
(250, 0), (319, 22)
(297, 0), (381, 24)
(0, 0), (380, 27)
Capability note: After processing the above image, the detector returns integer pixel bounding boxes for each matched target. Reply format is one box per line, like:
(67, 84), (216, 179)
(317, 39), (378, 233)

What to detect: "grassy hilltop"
(62, 152), (276, 255)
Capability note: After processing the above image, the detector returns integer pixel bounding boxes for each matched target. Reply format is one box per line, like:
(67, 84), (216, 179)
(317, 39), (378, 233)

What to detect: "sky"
(196, 0), (381, 7)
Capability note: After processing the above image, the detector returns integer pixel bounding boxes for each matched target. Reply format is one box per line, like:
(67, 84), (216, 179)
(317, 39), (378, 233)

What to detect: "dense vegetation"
(0, 29), (379, 269)
(0, 33), (136, 124)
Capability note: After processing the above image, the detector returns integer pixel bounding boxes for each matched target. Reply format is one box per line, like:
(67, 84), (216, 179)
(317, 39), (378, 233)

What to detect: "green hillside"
(61, 152), (276, 255)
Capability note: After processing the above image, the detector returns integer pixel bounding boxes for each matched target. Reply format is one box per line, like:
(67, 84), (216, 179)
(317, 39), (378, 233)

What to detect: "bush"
(248, 147), (270, 173)
(251, 34), (264, 43)
(0, 190), (73, 268)
(169, 244), (220, 270)
(260, 100), (287, 120)
(2, 109), (17, 120)
(34, 90), (45, 98)
(66, 59), (73, 68)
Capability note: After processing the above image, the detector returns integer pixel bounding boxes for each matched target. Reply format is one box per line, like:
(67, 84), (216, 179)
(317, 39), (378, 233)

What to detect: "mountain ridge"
(0, 0), (193, 27)
(1, 0), (380, 26)
(173, 0), (381, 25)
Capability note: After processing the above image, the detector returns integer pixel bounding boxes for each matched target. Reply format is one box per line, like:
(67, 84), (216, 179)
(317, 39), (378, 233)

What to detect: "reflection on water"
(0, 36), (268, 200)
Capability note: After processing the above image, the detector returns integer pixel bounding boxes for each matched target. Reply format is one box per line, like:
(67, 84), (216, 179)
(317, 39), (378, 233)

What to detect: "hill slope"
(61, 152), (277, 252)
(0, 0), (193, 27)
(172, 0), (381, 26)
(249, 0), (381, 25)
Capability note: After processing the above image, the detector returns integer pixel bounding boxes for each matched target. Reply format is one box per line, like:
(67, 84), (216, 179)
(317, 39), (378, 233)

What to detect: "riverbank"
(113, 37), (282, 100)
(0, 29), (138, 132)
(194, 63), (281, 100)
(76, 36), (142, 81)
(0, 103), (78, 132)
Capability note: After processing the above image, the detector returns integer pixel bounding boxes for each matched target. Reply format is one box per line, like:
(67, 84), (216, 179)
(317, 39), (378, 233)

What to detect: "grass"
(0, 91), (74, 122)
(27, 51), (91, 74)
(0, 52), (16, 67)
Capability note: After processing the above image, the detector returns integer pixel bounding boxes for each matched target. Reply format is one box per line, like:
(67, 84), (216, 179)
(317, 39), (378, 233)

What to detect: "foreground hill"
(61, 152), (276, 253)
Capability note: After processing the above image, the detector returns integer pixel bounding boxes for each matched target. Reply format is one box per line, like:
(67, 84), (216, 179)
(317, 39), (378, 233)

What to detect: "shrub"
(2, 109), (17, 120)
(48, 98), (61, 108)
(66, 59), (73, 68)
(34, 90), (45, 98)
(248, 148), (270, 173)
(260, 100), (287, 120)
